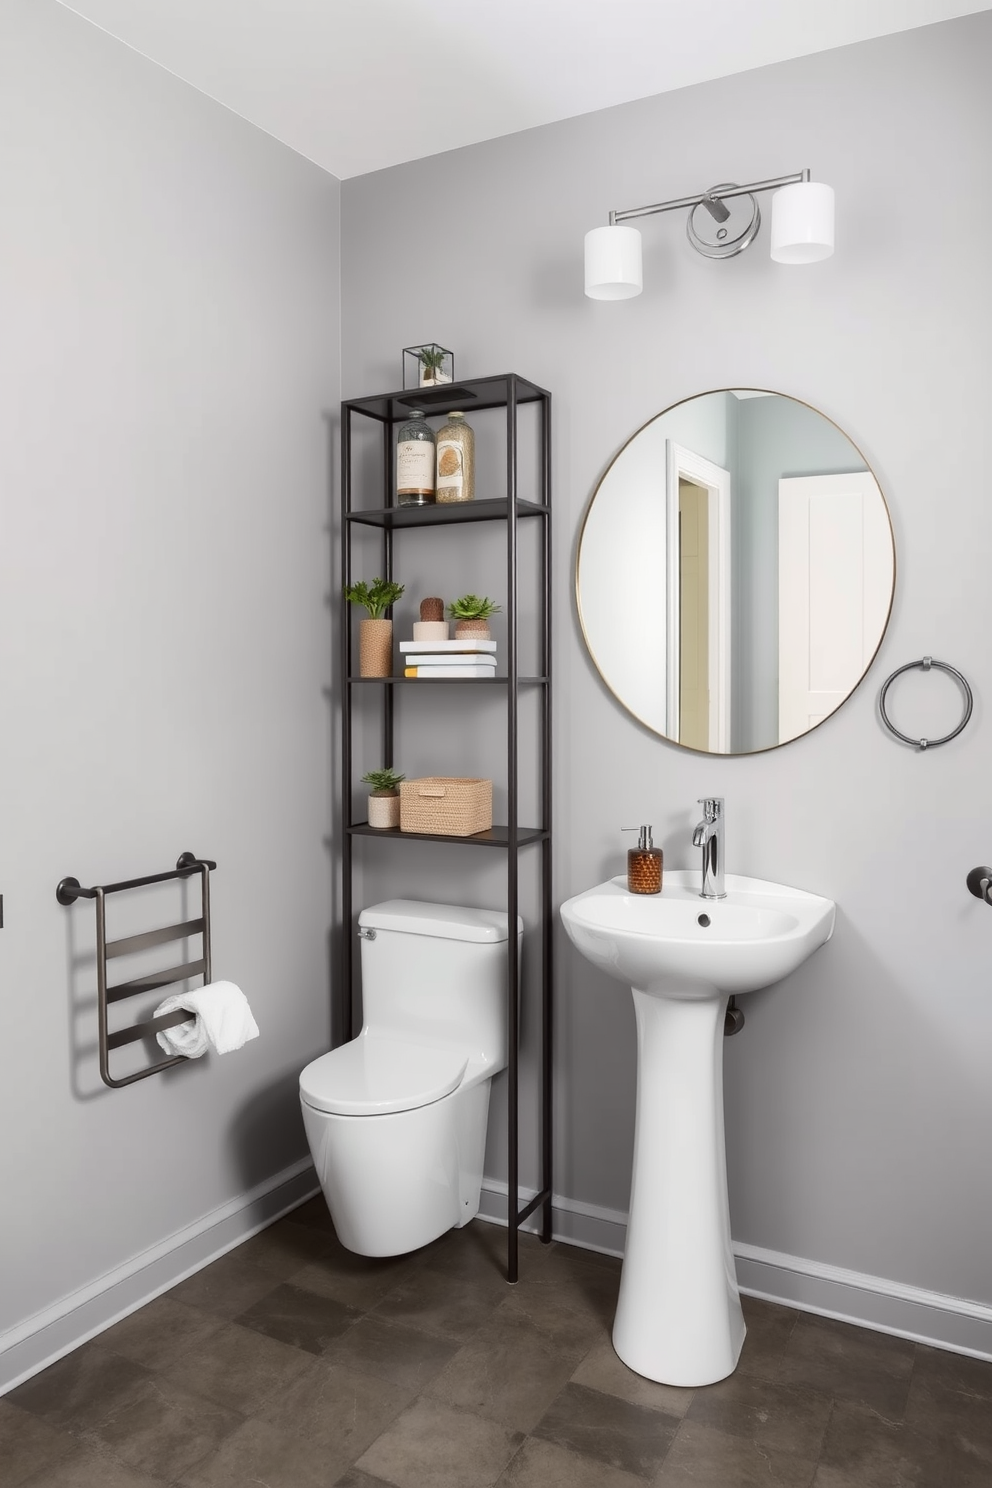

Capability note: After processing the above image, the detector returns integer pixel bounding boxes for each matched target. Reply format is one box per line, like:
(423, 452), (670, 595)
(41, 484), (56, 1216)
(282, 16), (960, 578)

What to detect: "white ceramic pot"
(368, 792), (400, 829)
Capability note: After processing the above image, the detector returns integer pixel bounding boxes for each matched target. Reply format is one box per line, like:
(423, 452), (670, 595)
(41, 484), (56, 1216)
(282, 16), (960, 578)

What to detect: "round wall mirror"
(576, 389), (895, 755)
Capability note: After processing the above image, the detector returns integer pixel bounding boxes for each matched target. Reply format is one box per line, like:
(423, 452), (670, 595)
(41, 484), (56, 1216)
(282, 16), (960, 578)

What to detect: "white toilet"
(299, 899), (520, 1256)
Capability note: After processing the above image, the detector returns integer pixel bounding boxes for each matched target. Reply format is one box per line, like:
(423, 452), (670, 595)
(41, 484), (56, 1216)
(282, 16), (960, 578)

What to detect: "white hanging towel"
(153, 980), (260, 1059)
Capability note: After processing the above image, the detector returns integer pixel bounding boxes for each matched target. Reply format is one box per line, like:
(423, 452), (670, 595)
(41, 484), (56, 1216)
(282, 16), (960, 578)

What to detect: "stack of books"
(400, 638), (497, 679)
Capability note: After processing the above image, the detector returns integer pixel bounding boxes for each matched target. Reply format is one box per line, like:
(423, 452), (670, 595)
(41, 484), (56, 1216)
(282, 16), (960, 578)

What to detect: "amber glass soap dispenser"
(624, 825), (663, 895)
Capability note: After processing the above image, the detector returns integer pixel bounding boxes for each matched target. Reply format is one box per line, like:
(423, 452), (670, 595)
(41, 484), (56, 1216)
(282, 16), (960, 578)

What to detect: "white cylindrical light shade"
(585, 225), (643, 299)
(770, 182), (834, 263)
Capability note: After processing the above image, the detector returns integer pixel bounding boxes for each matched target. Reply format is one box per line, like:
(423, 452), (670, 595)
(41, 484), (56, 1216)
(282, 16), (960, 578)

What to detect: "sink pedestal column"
(613, 987), (745, 1387)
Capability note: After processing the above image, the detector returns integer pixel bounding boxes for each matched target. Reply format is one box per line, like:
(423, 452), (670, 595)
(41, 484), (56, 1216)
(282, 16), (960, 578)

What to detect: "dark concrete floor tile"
(497, 1252), (619, 1351)
(321, 1314), (460, 1391)
(911, 1342), (992, 1401)
(158, 1318), (312, 1413)
(904, 1372), (992, 1472)
(99, 1296), (222, 1372)
(258, 1356), (414, 1455)
(734, 1294), (800, 1380)
(292, 1243), (423, 1312)
(418, 1219), (547, 1287)
(16, 1439), (172, 1488)
(686, 1370), (832, 1460)
(334, 1471), (398, 1488)
(655, 1418), (818, 1487)
(234, 1280), (360, 1354)
(424, 1307), (588, 1434)
(545, 1240), (623, 1272)
(570, 1339), (694, 1417)
(7, 1343), (150, 1433)
(496, 1435), (647, 1488)
(539, 1242), (622, 1286)
(234, 1216), (336, 1278)
(371, 1263), (506, 1340)
(771, 1313), (916, 1418)
(167, 1248), (281, 1321)
(177, 1416), (344, 1488)
(355, 1396), (524, 1488)
(818, 1399), (933, 1487)
(0, 1400), (76, 1488)
(89, 1373), (242, 1481)
(532, 1380), (678, 1479)
(287, 1193), (337, 1233)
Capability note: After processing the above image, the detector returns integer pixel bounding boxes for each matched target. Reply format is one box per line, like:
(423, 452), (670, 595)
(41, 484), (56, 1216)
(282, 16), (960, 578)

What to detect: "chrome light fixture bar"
(585, 168), (834, 299)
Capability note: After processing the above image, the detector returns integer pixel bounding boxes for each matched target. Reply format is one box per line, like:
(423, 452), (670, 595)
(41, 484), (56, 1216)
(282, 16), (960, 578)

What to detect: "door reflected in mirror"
(576, 390), (895, 755)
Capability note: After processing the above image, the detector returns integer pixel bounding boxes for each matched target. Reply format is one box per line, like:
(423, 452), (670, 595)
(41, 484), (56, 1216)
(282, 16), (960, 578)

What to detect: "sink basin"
(560, 869), (835, 1388)
(561, 870), (835, 995)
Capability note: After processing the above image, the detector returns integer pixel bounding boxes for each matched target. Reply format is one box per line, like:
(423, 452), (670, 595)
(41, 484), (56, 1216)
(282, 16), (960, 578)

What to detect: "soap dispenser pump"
(623, 825), (663, 895)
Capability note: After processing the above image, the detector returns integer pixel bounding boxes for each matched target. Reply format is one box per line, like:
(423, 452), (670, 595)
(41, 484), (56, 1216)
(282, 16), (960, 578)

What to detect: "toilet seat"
(299, 1034), (467, 1117)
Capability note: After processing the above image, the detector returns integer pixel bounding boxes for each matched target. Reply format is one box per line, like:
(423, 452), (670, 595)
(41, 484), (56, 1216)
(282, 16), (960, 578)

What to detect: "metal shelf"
(348, 823), (549, 847)
(343, 373), (548, 424)
(345, 497), (548, 529)
(349, 676), (548, 686)
(340, 372), (553, 1283)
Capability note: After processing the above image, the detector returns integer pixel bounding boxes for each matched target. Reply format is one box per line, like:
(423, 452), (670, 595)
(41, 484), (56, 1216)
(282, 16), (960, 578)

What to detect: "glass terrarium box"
(403, 343), (454, 390)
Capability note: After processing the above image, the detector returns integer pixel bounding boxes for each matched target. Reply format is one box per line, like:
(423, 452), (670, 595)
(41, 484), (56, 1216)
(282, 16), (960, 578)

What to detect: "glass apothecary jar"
(435, 411), (475, 503)
(396, 409), (435, 506)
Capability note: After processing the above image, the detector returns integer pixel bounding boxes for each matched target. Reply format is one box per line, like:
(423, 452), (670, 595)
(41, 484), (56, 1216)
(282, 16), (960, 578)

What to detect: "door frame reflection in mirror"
(666, 442), (731, 751)
(575, 388), (896, 756)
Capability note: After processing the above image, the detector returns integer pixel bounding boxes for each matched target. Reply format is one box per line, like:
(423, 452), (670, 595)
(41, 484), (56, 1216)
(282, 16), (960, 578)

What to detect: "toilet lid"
(299, 1035), (467, 1116)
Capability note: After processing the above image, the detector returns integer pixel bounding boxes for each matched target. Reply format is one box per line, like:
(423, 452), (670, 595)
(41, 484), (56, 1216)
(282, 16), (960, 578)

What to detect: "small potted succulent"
(362, 767), (405, 829)
(344, 578), (405, 677)
(448, 593), (502, 641)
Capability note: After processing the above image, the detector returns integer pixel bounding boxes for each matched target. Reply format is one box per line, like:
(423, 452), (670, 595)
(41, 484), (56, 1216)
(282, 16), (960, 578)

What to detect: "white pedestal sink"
(560, 870), (834, 1387)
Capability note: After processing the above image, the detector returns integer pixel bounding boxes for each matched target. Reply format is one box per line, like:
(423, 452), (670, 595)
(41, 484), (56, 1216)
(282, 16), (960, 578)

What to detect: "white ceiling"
(57, 0), (991, 180)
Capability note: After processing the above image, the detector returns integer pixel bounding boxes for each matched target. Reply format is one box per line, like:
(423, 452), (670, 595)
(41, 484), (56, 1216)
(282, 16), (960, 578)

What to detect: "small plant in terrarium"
(403, 343), (453, 389)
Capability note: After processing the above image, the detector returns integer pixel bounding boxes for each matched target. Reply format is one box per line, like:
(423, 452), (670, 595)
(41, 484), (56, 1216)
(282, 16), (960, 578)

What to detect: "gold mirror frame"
(576, 389), (896, 755)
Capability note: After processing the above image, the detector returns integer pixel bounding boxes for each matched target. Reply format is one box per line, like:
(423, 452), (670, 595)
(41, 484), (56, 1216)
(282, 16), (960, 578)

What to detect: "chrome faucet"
(692, 797), (726, 899)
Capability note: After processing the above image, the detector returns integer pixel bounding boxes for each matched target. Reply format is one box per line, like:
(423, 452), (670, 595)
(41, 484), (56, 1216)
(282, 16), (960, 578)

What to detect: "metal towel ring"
(878, 656), (973, 750)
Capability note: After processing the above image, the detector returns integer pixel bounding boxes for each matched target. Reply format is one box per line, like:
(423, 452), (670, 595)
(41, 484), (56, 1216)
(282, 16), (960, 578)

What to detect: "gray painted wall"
(0, 0), (339, 1344)
(341, 14), (992, 1309)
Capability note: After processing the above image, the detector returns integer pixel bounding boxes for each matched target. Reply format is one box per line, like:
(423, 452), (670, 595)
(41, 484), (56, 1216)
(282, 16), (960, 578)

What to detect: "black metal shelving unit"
(340, 373), (552, 1282)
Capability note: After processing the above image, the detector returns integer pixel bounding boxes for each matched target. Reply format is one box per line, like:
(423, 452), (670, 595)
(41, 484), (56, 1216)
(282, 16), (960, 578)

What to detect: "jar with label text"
(396, 410), (435, 506)
(435, 411), (475, 503)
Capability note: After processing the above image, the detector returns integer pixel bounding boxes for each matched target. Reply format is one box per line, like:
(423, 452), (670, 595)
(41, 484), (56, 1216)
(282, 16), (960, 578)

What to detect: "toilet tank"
(358, 900), (521, 1066)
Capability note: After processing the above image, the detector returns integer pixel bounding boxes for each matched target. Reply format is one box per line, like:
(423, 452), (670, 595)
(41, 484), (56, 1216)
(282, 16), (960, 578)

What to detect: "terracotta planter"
(359, 618), (393, 677)
(368, 791), (400, 829)
(454, 618), (491, 641)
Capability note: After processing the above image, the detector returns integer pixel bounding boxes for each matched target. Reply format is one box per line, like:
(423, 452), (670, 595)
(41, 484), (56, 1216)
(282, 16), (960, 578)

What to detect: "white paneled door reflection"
(778, 472), (894, 743)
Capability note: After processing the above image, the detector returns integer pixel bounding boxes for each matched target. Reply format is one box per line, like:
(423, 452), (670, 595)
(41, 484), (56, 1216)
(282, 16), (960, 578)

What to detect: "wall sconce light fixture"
(584, 169), (834, 299)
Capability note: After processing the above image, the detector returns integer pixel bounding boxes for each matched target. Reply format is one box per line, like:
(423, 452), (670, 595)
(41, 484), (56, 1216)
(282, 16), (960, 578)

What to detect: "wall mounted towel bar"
(57, 852), (216, 1090)
(878, 657), (973, 749)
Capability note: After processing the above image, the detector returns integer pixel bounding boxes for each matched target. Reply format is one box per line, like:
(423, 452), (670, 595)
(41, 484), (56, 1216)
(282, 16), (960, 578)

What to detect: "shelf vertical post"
(541, 390), (554, 1246)
(506, 376), (520, 1282)
(383, 419), (395, 769)
(341, 404), (355, 1042)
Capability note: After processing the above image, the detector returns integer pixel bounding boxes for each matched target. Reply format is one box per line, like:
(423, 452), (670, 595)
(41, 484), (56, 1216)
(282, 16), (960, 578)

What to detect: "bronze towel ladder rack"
(56, 852), (216, 1090)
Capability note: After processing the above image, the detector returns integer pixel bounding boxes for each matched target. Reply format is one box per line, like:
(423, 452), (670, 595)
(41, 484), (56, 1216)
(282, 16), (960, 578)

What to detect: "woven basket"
(400, 777), (492, 837)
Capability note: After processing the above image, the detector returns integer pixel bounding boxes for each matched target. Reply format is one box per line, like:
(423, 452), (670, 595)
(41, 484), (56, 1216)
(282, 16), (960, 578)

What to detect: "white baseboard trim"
(1, 1159), (319, 1396)
(478, 1180), (992, 1362)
